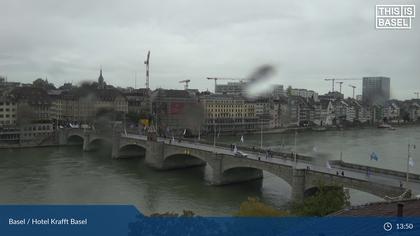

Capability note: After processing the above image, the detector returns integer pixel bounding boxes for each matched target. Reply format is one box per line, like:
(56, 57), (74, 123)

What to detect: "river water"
(0, 126), (419, 216)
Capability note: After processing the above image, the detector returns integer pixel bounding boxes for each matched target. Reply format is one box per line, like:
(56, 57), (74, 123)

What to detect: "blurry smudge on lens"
(244, 65), (278, 98)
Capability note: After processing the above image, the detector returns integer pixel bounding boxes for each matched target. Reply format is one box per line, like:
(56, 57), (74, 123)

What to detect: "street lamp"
(294, 130), (297, 168)
(213, 118), (216, 152)
(406, 143), (416, 185)
(260, 119), (263, 149)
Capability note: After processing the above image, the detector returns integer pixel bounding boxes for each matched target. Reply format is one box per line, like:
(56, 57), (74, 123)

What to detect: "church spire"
(98, 66), (105, 89)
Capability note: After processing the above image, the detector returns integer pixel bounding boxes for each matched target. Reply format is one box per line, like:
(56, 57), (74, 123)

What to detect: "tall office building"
(362, 76), (390, 105)
(215, 82), (246, 94)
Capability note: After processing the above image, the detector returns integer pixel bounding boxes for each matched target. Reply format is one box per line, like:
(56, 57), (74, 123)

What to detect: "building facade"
(362, 76), (390, 105)
(0, 95), (17, 126)
(215, 82), (246, 94)
(152, 89), (202, 135)
(201, 94), (265, 134)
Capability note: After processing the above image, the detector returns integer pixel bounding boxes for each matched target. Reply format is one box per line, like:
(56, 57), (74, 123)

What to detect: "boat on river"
(312, 126), (328, 132)
(378, 123), (396, 130)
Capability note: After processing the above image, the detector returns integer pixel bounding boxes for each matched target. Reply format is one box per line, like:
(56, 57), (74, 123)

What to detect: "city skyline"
(0, 0), (419, 99)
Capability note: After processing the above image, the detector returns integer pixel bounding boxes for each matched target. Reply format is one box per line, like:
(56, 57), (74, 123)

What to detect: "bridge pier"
(111, 122), (123, 158)
(291, 169), (306, 203)
(204, 155), (224, 185)
(145, 141), (165, 169)
(57, 130), (68, 145)
(111, 135), (121, 159)
(82, 134), (93, 152)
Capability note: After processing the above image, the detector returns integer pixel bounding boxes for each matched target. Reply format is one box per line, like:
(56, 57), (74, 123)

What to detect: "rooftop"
(330, 198), (420, 217)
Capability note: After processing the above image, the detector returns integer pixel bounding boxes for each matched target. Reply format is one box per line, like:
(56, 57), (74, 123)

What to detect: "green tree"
(235, 197), (288, 217)
(150, 210), (195, 217)
(33, 78), (56, 90)
(292, 182), (349, 216)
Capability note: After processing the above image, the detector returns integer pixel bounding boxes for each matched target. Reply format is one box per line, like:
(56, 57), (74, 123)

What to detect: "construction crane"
(324, 78), (361, 92)
(349, 85), (357, 99)
(206, 77), (219, 90)
(415, 92), (420, 99)
(179, 79), (191, 90)
(144, 51), (150, 89)
(336, 82), (344, 94)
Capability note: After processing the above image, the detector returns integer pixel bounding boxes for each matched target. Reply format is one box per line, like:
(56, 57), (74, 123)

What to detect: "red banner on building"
(169, 102), (185, 115)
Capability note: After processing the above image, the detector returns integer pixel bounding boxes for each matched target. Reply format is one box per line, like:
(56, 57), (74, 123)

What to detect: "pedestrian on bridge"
(341, 171), (345, 176)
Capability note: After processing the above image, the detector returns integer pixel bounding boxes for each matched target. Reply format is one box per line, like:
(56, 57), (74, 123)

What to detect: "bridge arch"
(163, 152), (208, 170)
(221, 161), (294, 187)
(84, 137), (112, 152)
(118, 143), (147, 158)
(67, 134), (84, 144)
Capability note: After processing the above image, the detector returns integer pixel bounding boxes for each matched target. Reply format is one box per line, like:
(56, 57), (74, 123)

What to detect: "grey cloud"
(0, 0), (419, 99)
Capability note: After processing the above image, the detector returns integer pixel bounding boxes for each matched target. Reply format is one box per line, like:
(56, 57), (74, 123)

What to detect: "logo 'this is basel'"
(376, 5), (416, 29)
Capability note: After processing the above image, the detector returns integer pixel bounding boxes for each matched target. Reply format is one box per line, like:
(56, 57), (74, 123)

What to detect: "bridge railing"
(330, 160), (420, 183)
(171, 137), (313, 163)
(120, 133), (313, 163)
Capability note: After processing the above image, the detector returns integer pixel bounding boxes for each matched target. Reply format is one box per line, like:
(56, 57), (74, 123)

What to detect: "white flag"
(326, 161), (332, 169)
(409, 157), (415, 167)
(240, 135), (244, 143)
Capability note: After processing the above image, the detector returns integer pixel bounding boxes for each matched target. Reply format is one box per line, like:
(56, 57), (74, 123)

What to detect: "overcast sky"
(0, 0), (419, 99)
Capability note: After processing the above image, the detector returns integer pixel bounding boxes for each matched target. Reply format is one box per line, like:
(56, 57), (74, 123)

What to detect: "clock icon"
(384, 222), (393, 232)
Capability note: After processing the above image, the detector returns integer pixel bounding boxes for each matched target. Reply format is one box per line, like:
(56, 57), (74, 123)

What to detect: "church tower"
(98, 68), (105, 89)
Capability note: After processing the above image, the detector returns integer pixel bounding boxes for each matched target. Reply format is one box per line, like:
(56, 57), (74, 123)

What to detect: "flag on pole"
(370, 152), (379, 161)
(240, 135), (244, 143)
(326, 161), (332, 169)
(409, 157), (415, 167)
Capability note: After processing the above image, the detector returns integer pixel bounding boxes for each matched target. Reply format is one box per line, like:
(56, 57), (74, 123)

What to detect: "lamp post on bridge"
(213, 119), (216, 153)
(294, 129), (297, 169)
(406, 143), (416, 185)
(260, 119), (263, 150)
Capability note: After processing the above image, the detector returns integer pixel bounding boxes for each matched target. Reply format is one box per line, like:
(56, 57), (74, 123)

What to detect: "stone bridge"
(58, 128), (114, 152)
(58, 128), (410, 202)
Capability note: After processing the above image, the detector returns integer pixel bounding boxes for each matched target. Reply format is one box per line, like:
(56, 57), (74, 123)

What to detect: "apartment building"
(202, 94), (263, 134)
(0, 95), (17, 126)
